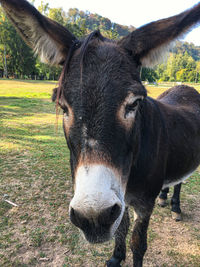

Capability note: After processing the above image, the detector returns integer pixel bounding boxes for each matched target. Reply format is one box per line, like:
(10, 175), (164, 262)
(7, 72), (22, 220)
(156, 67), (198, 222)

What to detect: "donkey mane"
(56, 30), (107, 106)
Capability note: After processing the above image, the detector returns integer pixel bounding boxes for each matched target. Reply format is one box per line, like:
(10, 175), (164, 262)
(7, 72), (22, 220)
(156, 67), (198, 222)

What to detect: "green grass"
(0, 79), (200, 267)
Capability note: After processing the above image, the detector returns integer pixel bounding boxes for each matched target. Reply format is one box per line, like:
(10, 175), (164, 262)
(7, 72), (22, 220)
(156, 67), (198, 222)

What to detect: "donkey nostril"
(70, 207), (90, 230)
(70, 203), (121, 230)
(98, 203), (121, 225)
(70, 207), (82, 227)
(110, 204), (121, 221)
(69, 207), (77, 225)
(110, 204), (121, 219)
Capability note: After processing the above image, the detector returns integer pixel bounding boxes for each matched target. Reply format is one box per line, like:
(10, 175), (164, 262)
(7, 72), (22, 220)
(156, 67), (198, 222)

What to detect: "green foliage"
(141, 68), (158, 82)
(172, 41), (200, 61)
(151, 50), (200, 83)
(38, 0), (49, 15)
(48, 8), (64, 25)
(66, 8), (133, 37)
(35, 60), (62, 80)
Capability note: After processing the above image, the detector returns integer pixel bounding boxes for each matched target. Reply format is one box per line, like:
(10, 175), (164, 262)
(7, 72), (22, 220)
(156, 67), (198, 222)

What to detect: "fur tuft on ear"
(140, 42), (176, 68)
(119, 3), (200, 67)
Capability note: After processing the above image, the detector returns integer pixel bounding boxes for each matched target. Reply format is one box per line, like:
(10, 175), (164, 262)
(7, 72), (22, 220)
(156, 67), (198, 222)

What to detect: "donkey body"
(1, 1), (200, 266)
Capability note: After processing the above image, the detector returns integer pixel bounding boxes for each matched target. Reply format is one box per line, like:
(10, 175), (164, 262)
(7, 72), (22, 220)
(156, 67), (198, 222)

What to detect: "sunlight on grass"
(9, 114), (59, 125)
(2, 113), (59, 124)
(147, 82), (200, 98)
(0, 141), (22, 151)
(0, 79), (57, 99)
(31, 135), (57, 141)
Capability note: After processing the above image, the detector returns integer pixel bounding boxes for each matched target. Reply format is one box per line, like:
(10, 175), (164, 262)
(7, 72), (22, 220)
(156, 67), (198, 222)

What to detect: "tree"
(0, 8), (9, 77)
(141, 68), (158, 82)
(176, 69), (187, 82)
(154, 49), (199, 82)
(48, 8), (64, 25)
(38, 0), (49, 15)
(195, 61), (200, 82)
(67, 8), (79, 23)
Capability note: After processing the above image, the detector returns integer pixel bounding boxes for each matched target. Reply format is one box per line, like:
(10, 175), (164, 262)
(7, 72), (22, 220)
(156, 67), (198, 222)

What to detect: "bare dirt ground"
(2, 186), (199, 267)
(143, 194), (200, 267)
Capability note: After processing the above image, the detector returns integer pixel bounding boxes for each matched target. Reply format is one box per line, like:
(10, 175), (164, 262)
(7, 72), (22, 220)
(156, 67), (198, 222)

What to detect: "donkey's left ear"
(0, 0), (79, 65)
(119, 3), (200, 67)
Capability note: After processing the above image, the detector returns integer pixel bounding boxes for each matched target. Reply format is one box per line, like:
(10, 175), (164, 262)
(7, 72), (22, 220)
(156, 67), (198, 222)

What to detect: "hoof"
(172, 211), (182, 221)
(158, 198), (167, 207)
(106, 257), (122, 267)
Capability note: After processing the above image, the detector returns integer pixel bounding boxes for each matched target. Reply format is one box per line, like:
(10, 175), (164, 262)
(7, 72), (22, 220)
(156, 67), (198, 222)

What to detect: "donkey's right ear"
(0, 0), (79, 65)
(118, 3), (200, 67)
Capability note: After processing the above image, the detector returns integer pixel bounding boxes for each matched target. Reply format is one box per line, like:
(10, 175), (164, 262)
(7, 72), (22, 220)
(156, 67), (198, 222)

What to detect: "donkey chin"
(69, 164), (126, 243)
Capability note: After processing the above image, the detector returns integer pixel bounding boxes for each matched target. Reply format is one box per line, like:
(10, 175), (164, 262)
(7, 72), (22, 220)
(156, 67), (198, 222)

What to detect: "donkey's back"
(158, 85), (200, 107)
(157, 85), (200, 188)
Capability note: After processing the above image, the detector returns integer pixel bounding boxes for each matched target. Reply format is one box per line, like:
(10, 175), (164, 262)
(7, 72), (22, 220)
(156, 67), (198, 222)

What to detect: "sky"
(34, 0), (200, 45)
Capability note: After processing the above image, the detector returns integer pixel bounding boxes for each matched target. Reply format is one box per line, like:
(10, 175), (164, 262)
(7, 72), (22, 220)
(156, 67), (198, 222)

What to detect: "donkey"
(1, 0), (200, 266)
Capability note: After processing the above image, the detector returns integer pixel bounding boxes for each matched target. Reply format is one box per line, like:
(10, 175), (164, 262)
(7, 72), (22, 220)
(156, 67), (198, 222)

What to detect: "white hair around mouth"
(69, 164), (126, 239)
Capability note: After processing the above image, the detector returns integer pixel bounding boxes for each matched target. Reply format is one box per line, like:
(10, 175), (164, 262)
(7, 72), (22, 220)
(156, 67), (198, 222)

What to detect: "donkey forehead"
(62, 42), (145, 105)
(66, 41), (141, 88)
(79, 41), (125, 62)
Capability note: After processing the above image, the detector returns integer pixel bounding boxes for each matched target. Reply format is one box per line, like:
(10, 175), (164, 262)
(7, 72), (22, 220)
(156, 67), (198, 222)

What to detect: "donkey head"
(1, 0), (200, 243)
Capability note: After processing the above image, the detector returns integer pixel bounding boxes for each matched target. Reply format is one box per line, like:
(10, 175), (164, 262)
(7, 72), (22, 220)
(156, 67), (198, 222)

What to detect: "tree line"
(0, 0), (200, 82)
(142, 42), (200, 83)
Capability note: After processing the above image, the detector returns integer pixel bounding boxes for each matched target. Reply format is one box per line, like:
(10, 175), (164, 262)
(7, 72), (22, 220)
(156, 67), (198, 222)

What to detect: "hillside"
(65, 8), (135, 38)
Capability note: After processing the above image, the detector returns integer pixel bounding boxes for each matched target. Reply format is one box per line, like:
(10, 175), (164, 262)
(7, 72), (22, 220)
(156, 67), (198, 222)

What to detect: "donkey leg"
(106, 207), (130, 267)
(171, 183), (182, 221)
(158, 187), (169, 207)
(130, 205), (153, 267)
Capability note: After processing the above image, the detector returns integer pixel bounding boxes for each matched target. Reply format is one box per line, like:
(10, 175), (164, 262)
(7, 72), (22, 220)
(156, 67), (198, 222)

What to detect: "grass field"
(0, 80), (200, 267)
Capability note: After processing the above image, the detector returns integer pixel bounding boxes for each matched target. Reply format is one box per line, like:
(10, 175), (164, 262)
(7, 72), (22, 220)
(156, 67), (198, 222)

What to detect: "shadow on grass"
(0, 78), (58, 84)
(1, 124), (65, 147)
(0, 96), (67, 158)
(0, 96), (56, 118)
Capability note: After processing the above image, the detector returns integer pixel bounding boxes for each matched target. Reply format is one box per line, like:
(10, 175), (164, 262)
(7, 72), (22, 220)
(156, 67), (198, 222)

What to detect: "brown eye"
(125, 99), (141, 116)
(63, 107), (69, 116)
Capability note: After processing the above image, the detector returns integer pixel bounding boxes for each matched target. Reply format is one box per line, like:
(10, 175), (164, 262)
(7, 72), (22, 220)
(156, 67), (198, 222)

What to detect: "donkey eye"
(63, 107), (69, 116)
(125, 99), (141, 116)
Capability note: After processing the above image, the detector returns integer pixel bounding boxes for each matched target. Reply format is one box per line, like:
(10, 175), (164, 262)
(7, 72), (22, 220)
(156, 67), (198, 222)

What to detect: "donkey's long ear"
(119, 3), (200, 67)
(0, 0), (78, 65)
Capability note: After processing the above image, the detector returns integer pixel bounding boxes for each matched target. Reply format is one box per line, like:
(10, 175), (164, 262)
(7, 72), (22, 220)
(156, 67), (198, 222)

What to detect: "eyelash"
(63, 107), (69, 116)
(125, 99), (141, 115)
